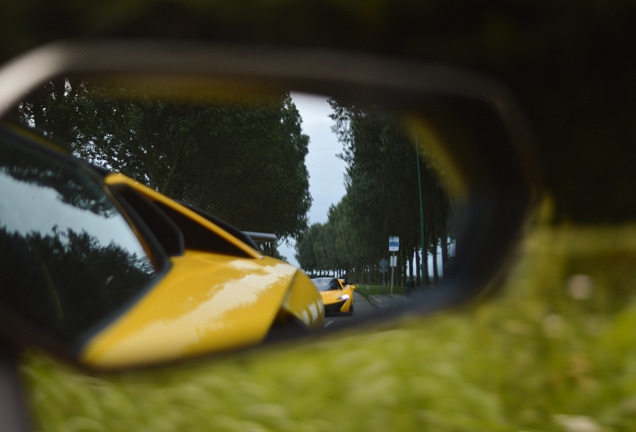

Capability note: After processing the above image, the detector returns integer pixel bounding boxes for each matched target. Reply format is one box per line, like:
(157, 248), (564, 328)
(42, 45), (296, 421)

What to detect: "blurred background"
(3, 2), (636, 431)
(1, 1), (635, 222)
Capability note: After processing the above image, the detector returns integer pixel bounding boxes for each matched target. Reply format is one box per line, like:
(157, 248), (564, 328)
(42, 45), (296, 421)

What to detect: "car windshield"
(0, 124), (160, 346)
(311, 278), (342, 291)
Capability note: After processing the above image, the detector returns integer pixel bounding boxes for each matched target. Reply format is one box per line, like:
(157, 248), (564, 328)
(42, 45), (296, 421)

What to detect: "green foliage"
(14, 80), (312, 240)
(22, 224), (636, 431)
(1, 1), (635, 223)
(295, 101), (452, 284)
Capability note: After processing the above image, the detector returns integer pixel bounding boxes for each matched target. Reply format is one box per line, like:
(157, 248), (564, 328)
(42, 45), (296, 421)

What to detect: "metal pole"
(390, 254), (394, 295)
(382, 271), (385, 293)
(415, 130), (426, 288)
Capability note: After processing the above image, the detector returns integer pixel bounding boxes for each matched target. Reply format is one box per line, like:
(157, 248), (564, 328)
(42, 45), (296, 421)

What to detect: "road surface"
(323, 291), (376, 329)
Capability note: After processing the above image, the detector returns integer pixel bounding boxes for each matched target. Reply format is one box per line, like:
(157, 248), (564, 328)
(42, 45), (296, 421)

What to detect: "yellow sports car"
(311, 277), (356, 316)
(0, 122), (324, 369)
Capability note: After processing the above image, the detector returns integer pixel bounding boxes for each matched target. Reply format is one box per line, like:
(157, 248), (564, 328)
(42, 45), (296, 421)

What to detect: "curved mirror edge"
(0, 75), (496, 369)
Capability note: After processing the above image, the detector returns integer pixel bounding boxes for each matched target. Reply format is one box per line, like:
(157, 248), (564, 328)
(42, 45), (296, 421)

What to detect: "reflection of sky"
(280, 95), (453, 273)
(279, 93), (347, 266)
(0, 173), (148, 257)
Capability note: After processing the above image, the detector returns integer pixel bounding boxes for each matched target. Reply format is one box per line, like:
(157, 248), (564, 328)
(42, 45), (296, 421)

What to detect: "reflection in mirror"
(0, 125), (160, 347)
(3, 75), (465, 368)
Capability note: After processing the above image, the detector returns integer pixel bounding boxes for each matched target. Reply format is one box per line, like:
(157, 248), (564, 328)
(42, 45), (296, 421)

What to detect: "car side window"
(0, 125), (160, 347)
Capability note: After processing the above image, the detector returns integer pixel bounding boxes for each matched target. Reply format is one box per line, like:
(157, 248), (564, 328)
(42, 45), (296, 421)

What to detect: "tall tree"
(13, 79), (312, 241)
(327, 99), (453, 285)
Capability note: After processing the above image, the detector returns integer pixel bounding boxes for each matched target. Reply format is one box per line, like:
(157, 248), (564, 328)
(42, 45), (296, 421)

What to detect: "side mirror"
(0, 40), (539, 370)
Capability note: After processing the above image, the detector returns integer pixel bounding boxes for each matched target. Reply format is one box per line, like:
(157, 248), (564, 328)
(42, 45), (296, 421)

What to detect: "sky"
(0, 172), (150, 259)
(278, 93), (347, 266)
(278, 93), (448, 276)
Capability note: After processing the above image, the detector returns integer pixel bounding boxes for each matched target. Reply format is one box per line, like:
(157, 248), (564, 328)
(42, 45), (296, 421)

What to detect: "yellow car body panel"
(82, 253), (323, 369)
(280, 274), (326, 327)
(320, 289), (353, 313)
(104, 173), (262, 259)
(78, 174), (324, 369)
(314, 278), (355, 315)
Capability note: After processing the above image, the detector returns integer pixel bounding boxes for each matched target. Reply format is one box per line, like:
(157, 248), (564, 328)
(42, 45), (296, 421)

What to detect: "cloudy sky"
(278, 93), (448, 276)
(278, 93), (347, 266)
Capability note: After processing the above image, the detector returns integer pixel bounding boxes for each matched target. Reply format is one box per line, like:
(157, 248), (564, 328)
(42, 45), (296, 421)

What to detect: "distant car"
(0, 122), (325, 369)
(311, 277), (355, 316)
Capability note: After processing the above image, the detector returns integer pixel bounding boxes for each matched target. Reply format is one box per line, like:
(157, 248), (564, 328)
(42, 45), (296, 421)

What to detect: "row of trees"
(12, 78), (457, 281)
(12, 78), (312, 251)
(295, 100), (456, 287)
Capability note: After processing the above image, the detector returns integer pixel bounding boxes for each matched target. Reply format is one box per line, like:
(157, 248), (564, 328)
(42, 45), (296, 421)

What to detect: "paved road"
(323, 291), (376, 329)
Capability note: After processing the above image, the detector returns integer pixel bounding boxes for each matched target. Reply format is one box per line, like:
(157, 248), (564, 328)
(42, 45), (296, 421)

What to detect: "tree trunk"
(441, 235), (448, 278)
(415, 248), (421, 287)
(423, 244), (429, 287)
(432, 241), (439, 283)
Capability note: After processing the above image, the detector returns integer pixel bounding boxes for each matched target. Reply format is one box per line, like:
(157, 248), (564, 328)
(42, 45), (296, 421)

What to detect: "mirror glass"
(1, 74), (466, 368)
(0, 124), (160, 344)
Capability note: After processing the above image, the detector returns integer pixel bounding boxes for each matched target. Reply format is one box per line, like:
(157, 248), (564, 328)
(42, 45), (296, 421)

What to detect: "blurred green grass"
(21, 225), (636, 431)
(353, 284), (406, 297)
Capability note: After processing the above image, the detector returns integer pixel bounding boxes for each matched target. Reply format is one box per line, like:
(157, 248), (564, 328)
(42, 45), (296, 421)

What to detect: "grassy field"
(20, 224), (636, 431)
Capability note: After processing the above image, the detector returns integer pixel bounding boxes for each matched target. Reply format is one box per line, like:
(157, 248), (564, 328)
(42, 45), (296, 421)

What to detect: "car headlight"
(339, 294), (350, 301)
